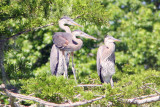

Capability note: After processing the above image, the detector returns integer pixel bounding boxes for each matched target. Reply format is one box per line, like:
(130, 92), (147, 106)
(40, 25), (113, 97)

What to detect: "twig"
(0, 91), (6, 95)
(144, 85), (160, 95)
(76, 84), (102, 87)
(74, 94), (81, 98)
(133, 94), (157, 99)
(144, 83), (156, 85)
(7, 23), (54, 40)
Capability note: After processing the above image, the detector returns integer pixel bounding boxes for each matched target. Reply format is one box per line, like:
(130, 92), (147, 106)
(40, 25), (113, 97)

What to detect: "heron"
(97, 36), (120, 87)
(50, 16), (82, 77)
(53, 30), (97, 81)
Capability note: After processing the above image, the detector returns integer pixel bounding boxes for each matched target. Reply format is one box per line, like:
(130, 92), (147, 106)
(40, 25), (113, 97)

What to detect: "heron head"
(72, 30), (97, 40)
(59, 16), (83, 27)
(105, 36), (121, 43)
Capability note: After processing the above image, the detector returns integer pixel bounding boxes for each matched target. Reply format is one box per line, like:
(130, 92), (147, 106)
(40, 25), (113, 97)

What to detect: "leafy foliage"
(21, 72), (82, 103)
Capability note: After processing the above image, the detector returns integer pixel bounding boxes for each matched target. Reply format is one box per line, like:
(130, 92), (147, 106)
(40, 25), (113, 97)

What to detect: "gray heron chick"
(97, 36), (120, 87)
(50, 16), (82, 77)
(53, 30), (97, 80)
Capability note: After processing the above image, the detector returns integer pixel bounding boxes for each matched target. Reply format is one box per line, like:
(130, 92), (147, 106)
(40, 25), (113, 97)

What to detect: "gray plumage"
(50, 45), (69, 75)
(97, 36), (120, 87)
(51, 30), (96, 77)
(53, 32), (75, 51)
(50, 16), (81, 77)
(50, 45), (59, 75)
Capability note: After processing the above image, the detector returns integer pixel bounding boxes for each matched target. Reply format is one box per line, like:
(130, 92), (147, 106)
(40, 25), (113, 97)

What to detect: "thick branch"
(0, 84), (106, 107)
(7, 23), (54, 40)
(121, 95), (160, 104)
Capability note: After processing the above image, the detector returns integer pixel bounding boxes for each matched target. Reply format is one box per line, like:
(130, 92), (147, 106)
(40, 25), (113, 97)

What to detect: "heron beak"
(71, 20), (83, 27)
(84, 34), (97, 40)
(113, 38), (121, 42)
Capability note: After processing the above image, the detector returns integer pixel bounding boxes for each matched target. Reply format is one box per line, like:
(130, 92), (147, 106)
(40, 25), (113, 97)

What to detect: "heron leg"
(62, 51), (68, 79)
(110, 77), (114, 88)
(71, 52), (77, 83)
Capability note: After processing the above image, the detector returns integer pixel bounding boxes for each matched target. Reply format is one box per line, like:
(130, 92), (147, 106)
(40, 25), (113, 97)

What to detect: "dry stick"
(7, 23), (54, 40)
(133, 94), (157, 100)
(144, 86), (160, 95)
(76, 84), (102, 87)
(122, 95), (160, 105)
(0, 84), (106, 107)
(0, 92), (6, 95)
(120, 85), (160, 105)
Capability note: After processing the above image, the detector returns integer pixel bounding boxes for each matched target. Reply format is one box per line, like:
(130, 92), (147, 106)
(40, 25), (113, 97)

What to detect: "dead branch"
(134, 94), (157, 99)
(0, 91), (6, 95)
(121, 94), (160, 104)
(0, 84), (106, 107)
(144, 86), (160, 95)
(7, 23), (54, 40)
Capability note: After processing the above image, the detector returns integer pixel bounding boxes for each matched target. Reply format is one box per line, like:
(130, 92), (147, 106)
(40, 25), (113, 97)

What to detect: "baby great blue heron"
(53, 30), (97, 81)
(97, 36), (120, 87)
(50, 16), (82, 77)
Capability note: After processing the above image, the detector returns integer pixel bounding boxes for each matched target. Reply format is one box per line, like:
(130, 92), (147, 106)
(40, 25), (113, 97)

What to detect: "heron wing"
(53, 32), (72, 49)
(97, 46), (105, 83)
(97, 45), (114, 75)
(50, 44), (59, 75)
(113, 53), (115, 64)
(97, 47), (101, 77)
(100, 45), (115, 62)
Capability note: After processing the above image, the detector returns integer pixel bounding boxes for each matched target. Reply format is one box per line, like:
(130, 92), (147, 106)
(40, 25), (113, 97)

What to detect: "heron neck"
(71, 35), (83, 51)
(105, 42), (115, 52)
(59, 21), (71, 33)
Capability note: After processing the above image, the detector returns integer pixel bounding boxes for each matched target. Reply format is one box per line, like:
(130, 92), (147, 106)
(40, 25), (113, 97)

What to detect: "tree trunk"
(10, 96), (16, 107)
(0, 36), (7, 85)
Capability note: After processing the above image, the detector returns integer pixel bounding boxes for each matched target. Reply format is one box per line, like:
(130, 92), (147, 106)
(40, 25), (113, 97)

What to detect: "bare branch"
(0, 91), (6, 95)
(121, 95), (160, 104)
(144, 86), (160, 95)
(134, 94), (157, 99)
(7, 23), (54, 40)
